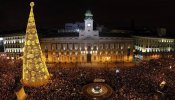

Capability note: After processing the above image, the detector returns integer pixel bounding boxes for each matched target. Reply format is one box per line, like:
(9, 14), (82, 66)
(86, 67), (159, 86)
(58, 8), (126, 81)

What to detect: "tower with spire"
(84, 10), (93, 32)
(79, 10), (99, 39)
(21, 2), (50, 87)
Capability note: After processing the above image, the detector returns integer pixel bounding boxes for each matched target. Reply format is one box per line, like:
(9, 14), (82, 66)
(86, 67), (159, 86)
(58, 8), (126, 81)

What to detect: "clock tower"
(85, 10), (93, 32)
(79, 10), (99, 39)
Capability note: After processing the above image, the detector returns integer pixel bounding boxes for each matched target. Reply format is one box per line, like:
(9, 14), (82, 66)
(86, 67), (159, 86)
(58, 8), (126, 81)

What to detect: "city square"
(0, 57), (175, 99)
(0, 1), (175, 100)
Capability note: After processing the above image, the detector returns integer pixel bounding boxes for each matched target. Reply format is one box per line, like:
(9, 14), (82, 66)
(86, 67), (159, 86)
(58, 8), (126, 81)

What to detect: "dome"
(85, 10), (93, 17)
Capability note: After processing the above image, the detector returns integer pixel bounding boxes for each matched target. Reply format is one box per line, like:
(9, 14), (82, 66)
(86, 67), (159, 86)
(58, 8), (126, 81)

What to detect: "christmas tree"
(21, 2), (50, 87)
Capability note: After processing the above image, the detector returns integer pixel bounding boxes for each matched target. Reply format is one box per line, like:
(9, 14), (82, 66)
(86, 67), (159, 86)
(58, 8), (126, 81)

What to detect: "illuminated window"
(116, 51), (118, 54)
(20, 49), (23, 52)
(121, 46), (123, 50)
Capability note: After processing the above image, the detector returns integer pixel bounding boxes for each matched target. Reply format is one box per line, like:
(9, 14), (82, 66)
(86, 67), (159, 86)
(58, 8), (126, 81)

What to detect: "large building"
(40, 10), (133, 63)
(1, 10), (175, 62)
(134, 36), (175, 60)
(2, 34), (25, 58)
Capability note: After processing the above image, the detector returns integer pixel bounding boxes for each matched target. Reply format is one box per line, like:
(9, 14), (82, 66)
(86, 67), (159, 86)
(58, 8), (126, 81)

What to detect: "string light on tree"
(21, 2), (50, 87)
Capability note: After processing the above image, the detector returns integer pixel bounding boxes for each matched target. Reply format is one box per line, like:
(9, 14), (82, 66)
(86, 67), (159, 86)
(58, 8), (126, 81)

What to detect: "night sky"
(0, 0), (175, 32)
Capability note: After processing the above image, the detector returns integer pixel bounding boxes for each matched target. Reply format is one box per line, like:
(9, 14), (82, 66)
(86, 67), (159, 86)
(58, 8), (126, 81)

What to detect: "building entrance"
(87, 45), (91, 63)
(87, 54), (91, 63)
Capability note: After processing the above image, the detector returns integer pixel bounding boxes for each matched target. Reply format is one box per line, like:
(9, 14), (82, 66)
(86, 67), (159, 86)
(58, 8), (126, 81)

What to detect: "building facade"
(134, 36), (175, 60)
(1, 10), (175, 62)
(40, 37), (133, 63)
(3, 34), (25, 59)
(40, 10), (133, 63)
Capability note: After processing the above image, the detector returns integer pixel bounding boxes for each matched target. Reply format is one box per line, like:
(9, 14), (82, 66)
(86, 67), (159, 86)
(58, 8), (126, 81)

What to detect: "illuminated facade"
(1, 9), (175, 62)
(134, 36), (175, 60)
(40, 10), (133, 63)
(79, 10), (99, 39)
(3, 35), (24, 59)
(21, 2), (50, 87)
(40, 37), (133, 63)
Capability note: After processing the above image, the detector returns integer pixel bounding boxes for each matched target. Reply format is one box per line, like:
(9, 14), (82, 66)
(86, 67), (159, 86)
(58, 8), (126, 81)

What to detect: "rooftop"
(0, 28), (175, 39)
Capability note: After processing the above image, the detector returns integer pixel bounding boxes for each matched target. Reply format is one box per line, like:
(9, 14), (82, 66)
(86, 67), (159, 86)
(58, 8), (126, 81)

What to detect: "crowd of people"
(0, 57), (22, 100)
(0, 56), (175, 99)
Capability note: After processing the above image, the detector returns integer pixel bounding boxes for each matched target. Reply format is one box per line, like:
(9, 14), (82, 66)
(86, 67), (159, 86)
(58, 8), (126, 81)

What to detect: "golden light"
(106, 57), (110, 61)
(21, 2), (50, 87)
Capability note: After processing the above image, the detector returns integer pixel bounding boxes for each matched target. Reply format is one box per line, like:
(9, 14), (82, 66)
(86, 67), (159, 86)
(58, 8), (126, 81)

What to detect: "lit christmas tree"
(21, 2), (50, 87)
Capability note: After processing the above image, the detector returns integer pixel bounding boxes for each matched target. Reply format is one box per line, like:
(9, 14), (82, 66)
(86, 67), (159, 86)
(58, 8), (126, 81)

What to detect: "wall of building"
(3, 35), (25, 59)
(2, 34), (174, 62)
(40, 37), (134, 63)
(134, 36), (175, 60)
